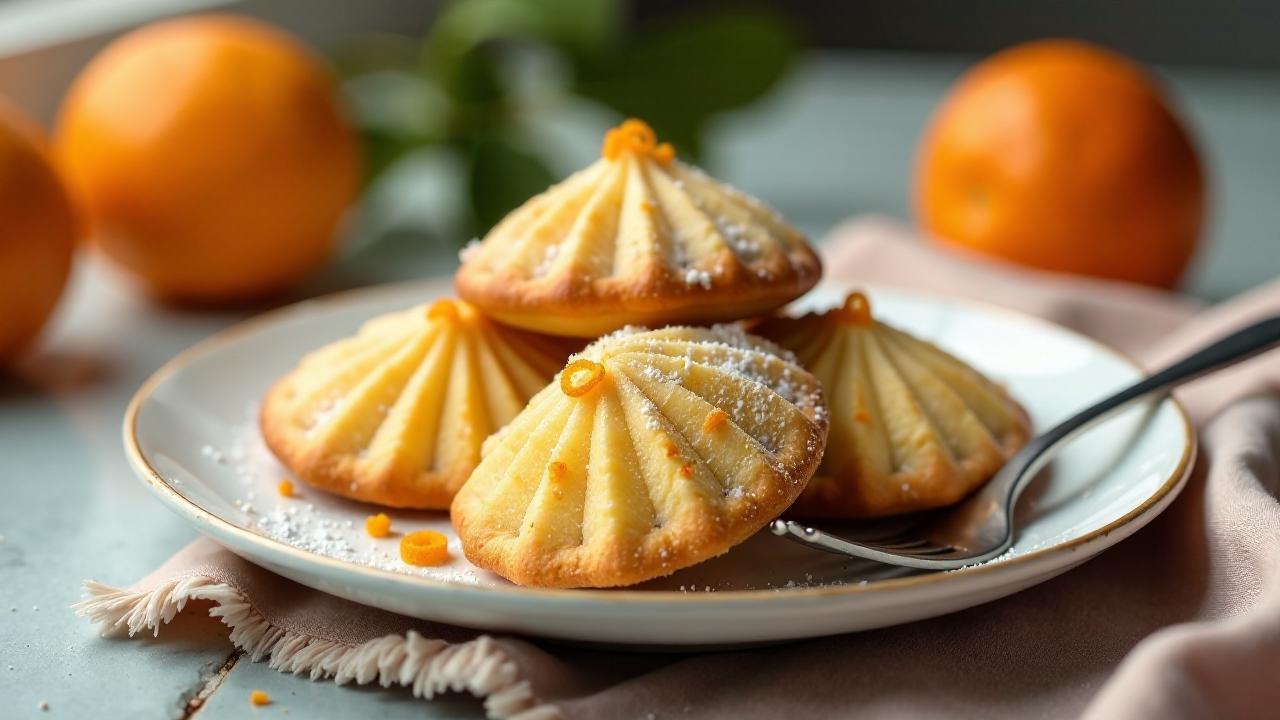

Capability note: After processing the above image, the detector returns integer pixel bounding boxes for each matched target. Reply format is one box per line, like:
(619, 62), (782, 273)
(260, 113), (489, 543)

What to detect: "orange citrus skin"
(0, 99), (77, 363)
(54, 14), (360, 303)
(915, 40), (1204, 289)
(400, 530), (449, 566)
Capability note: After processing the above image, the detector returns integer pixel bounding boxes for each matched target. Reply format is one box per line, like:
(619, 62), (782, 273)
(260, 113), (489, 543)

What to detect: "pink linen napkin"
(78, 218), (1280, 719)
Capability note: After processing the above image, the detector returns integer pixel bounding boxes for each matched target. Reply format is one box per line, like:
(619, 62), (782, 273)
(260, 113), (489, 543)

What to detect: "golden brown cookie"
(261, 299), (567, 508)
(450, 325), (828, 588)
(756, 291), (1032, 518)
(455, 119), (822, 337)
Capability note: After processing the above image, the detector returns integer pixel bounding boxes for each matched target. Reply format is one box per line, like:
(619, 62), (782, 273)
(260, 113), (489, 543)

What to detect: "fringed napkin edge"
(73, 577), (563, 720)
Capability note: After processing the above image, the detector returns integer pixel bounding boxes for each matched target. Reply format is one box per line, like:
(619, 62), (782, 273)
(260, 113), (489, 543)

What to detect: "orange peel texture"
(601, 118), (676, 166)
(426, 298), (459, 322)
(561, 359), (605, 398)
(702, 409), (728, 434)
(365, 512), (392, 538)
(400, 530), (449, 566)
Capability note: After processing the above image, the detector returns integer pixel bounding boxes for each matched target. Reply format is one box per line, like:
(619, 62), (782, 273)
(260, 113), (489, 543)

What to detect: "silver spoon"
(771, 314), (1280, 569)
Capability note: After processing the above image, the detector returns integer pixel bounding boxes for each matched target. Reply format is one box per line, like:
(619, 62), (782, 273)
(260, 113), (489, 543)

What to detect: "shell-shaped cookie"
(261, 299), (567, 509)
(455, 119), (822, 337)
(450, 325), (829, 588)
(756, 292), (1032, 518)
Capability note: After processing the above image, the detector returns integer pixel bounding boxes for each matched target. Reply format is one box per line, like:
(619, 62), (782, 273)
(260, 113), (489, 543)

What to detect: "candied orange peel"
(366, 512), (392, 538)
(400, 530), (449, 566)
(702, 409), (728, 434)
(835, 291), (874, 325)
(249, 690), (270, 706)
(560, 359), (605, 397)
(277, 479), (294, 497)
(426, 298), (460, 322)
(601, 118), (676, 166)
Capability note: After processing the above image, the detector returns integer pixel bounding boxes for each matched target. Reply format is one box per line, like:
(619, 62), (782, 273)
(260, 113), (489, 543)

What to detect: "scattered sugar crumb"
(532, 244), (561, 277)
(683, 267), (712, 289)
(458, 239), (482, 263)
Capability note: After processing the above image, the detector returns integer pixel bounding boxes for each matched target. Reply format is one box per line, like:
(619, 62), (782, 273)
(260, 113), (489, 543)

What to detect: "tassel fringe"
(74, 578), (561, 720)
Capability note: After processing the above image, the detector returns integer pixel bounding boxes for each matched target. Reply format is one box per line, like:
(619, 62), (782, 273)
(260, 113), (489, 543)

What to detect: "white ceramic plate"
(125, 279), (1194, 647)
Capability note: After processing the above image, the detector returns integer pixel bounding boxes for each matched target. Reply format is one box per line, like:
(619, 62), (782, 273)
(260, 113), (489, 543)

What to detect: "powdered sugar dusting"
(458, 238), (482, 264)
(532, 243), (561, 278)
(683, 267), (712, 289)
(204, 407), (482, 584)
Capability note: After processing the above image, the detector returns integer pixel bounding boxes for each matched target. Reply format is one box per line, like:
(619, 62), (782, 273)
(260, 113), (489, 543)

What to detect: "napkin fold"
(79, 218), (1280, 719)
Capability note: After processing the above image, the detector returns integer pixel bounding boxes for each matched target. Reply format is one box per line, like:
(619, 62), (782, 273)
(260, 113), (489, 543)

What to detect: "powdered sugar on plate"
(191, 403), (933, 594)
(209, 409), (485, 585)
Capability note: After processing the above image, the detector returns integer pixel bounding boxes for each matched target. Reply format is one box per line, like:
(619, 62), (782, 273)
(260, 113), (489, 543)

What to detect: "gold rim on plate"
(123, 279), (1197, 603)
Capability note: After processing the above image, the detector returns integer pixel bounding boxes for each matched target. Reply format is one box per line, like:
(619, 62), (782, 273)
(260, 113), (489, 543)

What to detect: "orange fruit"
(0, 98), (77, 363)
(54, 15), (360, 303)
(915, 39), (1204, 289)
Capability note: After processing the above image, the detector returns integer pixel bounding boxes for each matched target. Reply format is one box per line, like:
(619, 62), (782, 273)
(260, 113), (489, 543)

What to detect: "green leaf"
(575, 7), (798, 160)
(358, 126), (422, 188)
(423, 0), (621, 79)
(443, 45), (508, 106)
(422, 0), (616, 60)
(467, 135), (557, 232)
(520, 0), (622, 55)
(341, 70), (452, 185)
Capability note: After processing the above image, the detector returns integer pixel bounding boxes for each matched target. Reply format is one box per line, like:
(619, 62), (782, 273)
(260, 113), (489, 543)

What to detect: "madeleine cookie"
(261, 299), (567, 509)
(757, 292), (1032, 518)
(450, 325), (828, 588)
(455, 119), (822, 337)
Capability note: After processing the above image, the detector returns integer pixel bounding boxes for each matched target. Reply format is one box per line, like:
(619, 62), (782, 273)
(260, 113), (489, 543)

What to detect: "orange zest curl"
(652, 142), (675, 165)
(702, 409), (728, 434)
(249, 690), (271, 707)
(561, 359), (605, 397)
(602, 118), (676, 166)
(544, 460), (570, 500)
(365, 512), (392, 538)
(277, 479), (294, 497)
(426, 298), (460, 322)
(835, 291), (874, 325)
(400, 530), (449, 566)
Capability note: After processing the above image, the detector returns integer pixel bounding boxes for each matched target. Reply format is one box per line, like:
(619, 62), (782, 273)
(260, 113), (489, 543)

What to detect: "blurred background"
(2, 4), (1275, 714)
(0, 0), (1276, 321)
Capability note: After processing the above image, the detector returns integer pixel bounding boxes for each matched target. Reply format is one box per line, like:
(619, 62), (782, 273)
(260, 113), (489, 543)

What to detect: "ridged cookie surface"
(456, 119), (822, 337)
(758, 292), (1031, 518)
(261, 299), (566, 508)
(451, 325), (828, 588)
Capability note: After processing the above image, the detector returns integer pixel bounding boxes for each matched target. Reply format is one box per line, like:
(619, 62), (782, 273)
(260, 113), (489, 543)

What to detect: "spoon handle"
(1006, 315), (1280, 507)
